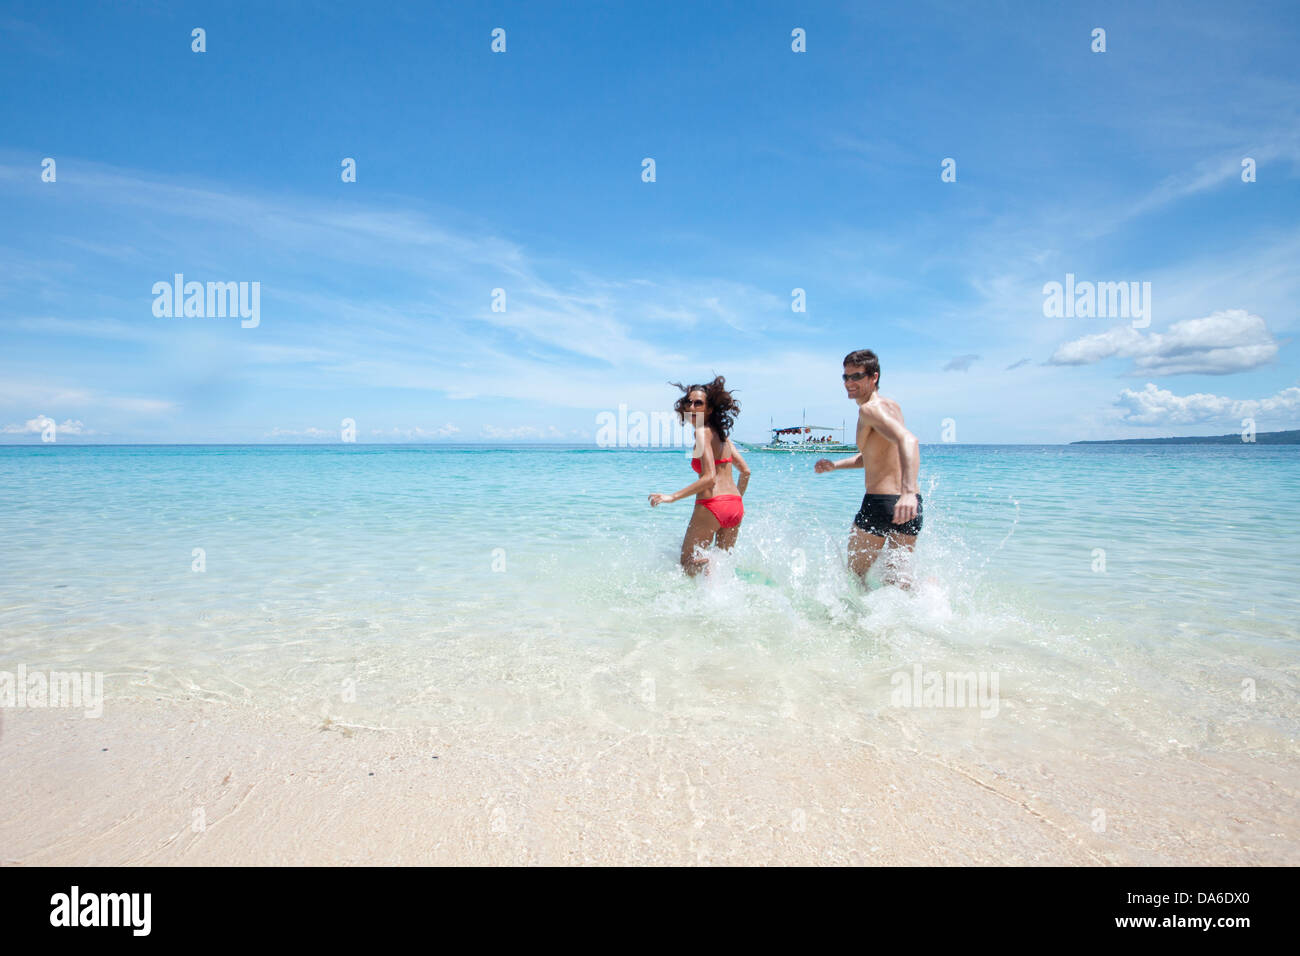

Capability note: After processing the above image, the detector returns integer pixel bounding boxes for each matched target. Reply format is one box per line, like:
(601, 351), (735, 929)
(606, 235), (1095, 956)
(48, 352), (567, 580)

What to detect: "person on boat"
(648, 376), (751, 576)
(814, 349), (922, 587)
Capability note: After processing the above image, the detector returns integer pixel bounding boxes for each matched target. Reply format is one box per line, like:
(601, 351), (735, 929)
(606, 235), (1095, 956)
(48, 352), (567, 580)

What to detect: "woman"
(648, 376), (751, 575)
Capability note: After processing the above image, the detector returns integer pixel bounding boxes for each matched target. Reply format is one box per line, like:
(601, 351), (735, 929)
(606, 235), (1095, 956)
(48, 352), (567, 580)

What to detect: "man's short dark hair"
(843, 349), (880, 384)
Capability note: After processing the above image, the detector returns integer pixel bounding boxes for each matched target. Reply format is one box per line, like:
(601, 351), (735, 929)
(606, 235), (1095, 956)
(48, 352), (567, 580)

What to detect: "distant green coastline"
(1072, 429), (1300, 445)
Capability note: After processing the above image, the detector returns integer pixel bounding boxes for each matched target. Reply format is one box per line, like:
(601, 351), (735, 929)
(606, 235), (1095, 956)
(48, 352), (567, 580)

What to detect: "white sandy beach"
(2, 698), (1295, 866)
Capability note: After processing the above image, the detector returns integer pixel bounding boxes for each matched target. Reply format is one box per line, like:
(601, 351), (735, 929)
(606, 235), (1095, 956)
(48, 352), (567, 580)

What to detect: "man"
(814, 349), (922, 586)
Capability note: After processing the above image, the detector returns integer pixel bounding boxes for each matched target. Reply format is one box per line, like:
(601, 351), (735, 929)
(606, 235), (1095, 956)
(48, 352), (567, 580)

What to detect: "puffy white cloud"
(1050, 309), (1278, 375)
(265, 427), (335, 438)
(369, 425), (461, 439)
(1, 416), (87, 435)
(1115, 383), (1300, 425)
(480, 424), (582, 440)
(265, 424), (465, 440)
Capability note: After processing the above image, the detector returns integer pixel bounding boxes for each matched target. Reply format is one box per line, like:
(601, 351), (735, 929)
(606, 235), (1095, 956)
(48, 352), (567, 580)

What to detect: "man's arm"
(814, 453), (862, 474)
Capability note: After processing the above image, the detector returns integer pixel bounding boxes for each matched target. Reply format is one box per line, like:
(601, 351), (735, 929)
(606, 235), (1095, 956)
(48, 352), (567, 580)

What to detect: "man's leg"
(680, 504), (720, 576)
(848, 527), (886, 582)
(879, 532), (918, 589)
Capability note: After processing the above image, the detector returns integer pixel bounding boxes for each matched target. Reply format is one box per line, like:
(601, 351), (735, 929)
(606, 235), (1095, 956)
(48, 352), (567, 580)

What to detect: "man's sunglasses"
(842, 370), (872, 382)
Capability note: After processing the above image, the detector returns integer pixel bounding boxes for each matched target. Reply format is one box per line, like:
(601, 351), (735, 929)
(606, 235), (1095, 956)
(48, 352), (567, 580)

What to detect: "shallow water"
(1, 443), (1296, 763)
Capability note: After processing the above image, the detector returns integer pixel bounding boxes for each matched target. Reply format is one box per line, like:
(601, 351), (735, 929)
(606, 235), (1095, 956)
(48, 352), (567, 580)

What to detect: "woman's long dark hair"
(670, 375), (740, 439)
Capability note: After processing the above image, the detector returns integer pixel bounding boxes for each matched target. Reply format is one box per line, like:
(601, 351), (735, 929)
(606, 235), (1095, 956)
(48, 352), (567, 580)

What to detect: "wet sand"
(1, 698), (1295, 866)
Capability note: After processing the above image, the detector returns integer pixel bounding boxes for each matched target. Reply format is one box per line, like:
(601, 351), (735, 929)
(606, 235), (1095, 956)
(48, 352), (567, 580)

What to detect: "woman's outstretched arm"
(649, 427), (717, 506)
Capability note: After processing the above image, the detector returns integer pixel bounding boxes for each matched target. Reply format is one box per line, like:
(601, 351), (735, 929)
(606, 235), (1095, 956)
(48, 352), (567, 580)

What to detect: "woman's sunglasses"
(686, 399), (707, 408)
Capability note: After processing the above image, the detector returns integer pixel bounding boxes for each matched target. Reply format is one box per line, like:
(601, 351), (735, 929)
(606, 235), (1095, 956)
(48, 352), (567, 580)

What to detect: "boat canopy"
(771, 425), (839, 435)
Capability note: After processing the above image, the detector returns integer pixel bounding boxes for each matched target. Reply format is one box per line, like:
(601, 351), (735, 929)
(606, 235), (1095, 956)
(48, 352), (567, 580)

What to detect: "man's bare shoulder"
(858, 395), (903, 424)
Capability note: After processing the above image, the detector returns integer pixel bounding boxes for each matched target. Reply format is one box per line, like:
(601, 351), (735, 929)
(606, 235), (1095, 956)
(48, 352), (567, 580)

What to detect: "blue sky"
(2, 0), (1298, 443)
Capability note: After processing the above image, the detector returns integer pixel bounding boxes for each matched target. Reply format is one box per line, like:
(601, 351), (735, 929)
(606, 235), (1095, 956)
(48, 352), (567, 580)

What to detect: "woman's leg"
(680, 503), (720, 576)
(715, 521), (741, 551)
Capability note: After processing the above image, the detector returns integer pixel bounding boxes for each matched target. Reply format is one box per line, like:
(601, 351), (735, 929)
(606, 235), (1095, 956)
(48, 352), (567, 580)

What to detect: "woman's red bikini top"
(691, 456), (732, 475)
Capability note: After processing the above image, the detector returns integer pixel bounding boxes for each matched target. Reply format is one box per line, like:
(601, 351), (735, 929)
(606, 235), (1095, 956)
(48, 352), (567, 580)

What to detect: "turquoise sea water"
(1, 443), (1297, 761)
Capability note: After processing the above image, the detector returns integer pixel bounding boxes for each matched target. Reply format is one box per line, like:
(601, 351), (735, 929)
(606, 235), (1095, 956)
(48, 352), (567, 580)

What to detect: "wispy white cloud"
(1082, 147), (1296, 240)
(942, 354), (980, 372)
(0, 379), (174, 414)
(0, 15), (70, 60)
(3, 111), (1297, 443)
(11, 316), (156, 342)
(1, 159), (785, 374)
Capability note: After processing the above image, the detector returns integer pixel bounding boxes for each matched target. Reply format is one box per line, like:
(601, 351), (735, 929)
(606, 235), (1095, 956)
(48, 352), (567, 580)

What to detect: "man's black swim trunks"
(853, 492), (923, 537)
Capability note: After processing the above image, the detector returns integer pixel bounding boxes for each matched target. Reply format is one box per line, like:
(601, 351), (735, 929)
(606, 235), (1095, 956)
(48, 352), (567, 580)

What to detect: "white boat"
(741, 418), (856, 453)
